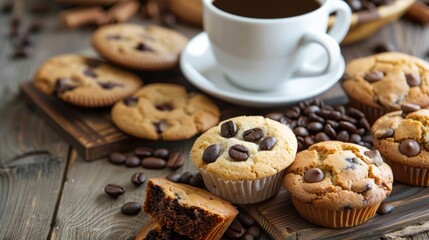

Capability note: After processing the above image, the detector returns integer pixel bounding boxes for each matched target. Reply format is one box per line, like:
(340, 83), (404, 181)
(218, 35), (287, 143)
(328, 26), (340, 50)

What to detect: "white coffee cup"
(203, 0), (352, 91)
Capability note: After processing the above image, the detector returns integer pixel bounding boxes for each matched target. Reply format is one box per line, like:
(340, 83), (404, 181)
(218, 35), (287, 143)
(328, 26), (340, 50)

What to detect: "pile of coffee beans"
(165, 171), (205, 189)
(108, 147), (185, 170)
(223, 212), (263, 240)
(266, 99), (373, 151)
(344, 0), (393, 13)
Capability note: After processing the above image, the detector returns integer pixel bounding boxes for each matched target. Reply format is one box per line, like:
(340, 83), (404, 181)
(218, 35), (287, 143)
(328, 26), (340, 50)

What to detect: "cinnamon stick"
(59, 7), (105, 28)
(105, 0), (140, 23)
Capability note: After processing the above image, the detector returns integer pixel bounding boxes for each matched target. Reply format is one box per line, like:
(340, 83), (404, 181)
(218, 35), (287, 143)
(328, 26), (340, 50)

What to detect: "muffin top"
(342, 52), (429, 110)
(284, 141), (393, 211)
(191, 116), (297, 181)
(372, 104), (429, 168)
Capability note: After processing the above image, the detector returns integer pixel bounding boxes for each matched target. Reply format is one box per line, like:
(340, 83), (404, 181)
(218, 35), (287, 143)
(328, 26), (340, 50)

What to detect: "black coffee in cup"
(212, 0), (321, 19)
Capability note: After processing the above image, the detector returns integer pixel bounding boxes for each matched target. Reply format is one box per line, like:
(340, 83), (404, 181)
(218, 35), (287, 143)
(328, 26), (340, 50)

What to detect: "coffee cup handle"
(325, 0), (352, 43)
(293, 31), (340, 77)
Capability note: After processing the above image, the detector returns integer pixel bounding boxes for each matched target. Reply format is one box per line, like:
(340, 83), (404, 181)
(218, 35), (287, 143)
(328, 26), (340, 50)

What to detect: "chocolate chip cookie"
(169, 0), (202, 27)
(111, 83), (220, 140)
(342, 52), (429, 123)
(92, 23), (188, 71)
(284, 141), (393, 228)
(191, 116), (297, 204)
(33, 54), (142, 107)
(372, 104), (429, 186)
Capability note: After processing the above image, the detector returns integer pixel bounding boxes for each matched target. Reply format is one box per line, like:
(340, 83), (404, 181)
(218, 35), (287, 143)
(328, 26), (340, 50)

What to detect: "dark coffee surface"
(212, 0), (321, 19)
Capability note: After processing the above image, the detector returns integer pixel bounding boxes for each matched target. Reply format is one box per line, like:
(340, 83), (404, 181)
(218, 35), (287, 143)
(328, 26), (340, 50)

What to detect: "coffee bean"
(108, 152), (126, 165)
(317, 109), (341, 121)
(121, 202), (141, 215)
(134, 147), (152, 158)
(203, 144), (221, 163)
(238, 212), (256, 227)
(304, 105), (320, 114)
(326, 119), (339, 128)
(141, 157), (166, 169)
(153, 148), (169, 159)
(297, 116), (310, 126)
(308, 122), (324, 132)
(349, 134), (362, 144)
(371, 43), (396, 53)
(356, 128), (366, 136)
(374, 128), (394, 139)
(221, 120), (238, 138)
(12, 46), (29, 59)
(324, 124), (337, 139)
(377, 202), (394, 215)
(348, 108), (365, 119)
(364, 71), (384, 82)
(399, 139), (421, 157)
(347, 0), (362, 11)
(10, 16), (20, 28)
(364, 150), (383, 166)
(359, 118), (371, 131)
(180, 171), (193, 184)
(405, 73), (421, 87)
(0, 1), (13, 13)
(130, 172), (146, 186)
(224, 219), (245, 239)
(241, 233), (254, 240)
(315, 132), (330, 142)
(166, 173), (181, 183)
(339, 121), (357, 132)
(340, 114), (358, 124)
(293, 127), (309, 137)
(154, 120), (167, 134)
(125, 156), (141, 168)
(265, 112), (284, 121)
(136, 42), (153, 51)
(304, 168), (325, 183)
(308, 112), (325, 123)
(247, 226), (261, 238)
(243, 128), (264, 142)
(124, 96), (138, 106)
(285, 109), (300, 119)
(189, 175), (205, 188)
(83, 68), (97, 78)
(401, 103), (421, 115)
(297, 142), (304, 151)
(259, 137), (277, 151)
(167, 152), (185, 170)
(337, 130), (350, 142)
(229, 144), (250, 161)
(104, 184), (125, 198)
(304, 136), (315, 148)
(335, 105), (346, 115)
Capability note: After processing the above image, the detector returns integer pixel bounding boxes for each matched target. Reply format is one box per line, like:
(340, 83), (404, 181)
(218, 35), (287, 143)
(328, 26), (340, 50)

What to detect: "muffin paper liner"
(291, 198), (380, 228)
(348, 97), (390, 125)
(198, 169), (285, 204)
(384, 158), (429, 187)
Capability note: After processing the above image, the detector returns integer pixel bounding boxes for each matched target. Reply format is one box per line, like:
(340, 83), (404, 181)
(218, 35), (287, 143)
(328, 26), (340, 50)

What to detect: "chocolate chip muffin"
(284, 141), (393, 228)
(372, 104), (429, 186)
(191, 116), (298, 204)
(342, 52), (429, 123)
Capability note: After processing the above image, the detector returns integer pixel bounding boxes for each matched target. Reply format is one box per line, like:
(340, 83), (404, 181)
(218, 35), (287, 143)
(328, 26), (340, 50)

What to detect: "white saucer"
(180, 32), (345, 108)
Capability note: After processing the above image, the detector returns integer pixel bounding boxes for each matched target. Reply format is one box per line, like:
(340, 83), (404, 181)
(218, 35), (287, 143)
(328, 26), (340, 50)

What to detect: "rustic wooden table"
(2, 3), (429, 240)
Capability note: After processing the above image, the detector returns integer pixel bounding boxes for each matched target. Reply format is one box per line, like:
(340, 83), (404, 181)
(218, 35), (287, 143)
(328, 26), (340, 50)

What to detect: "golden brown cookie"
(284, 141), (393, 228)
(92, 24), (188, 71)
(169, 0), (202, 27)
(111, 83), (220, 140)
(372, 104), (429, 186)
(342, 52), (429, 123)
(32, 54), (142, 107)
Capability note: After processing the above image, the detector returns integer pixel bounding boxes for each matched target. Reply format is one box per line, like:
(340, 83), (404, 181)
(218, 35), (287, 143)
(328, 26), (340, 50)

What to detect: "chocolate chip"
(304, 168), (325, 183)
(166, 173), (181, 183)
(154, 120), (167, 134)
(136, 42), (153, 51)
(203, 144), (221, 163)
(308, 122), (324, 132)
(124, 96), (138, 106)
(238, 212), (256, 227)
(104, 184), (125, 198)
(364, 150), (383, 166)
(108, 152), (126, 165)
(134, 147), (152, 158)
(180, 171), (193, 184)
(99, 82), (120, 89)
(247, 226), (262, 238)
(401, 103), (421, 115)
(371, 43), (396, 53)
(406, 73), (421, 87)
(293, 127), (309, 137)
(125, 156), (141, 168)
(315, 132), (330, 142)
(83, 68), (98, 78)
(259, 137), (277, 151)
(221, 120), (238, 138)
(130, 172), (146, 186)
(141, 157), (166, 169)
(374, 128), (394, 139)
(377, 202), (394, 215)
(229, 144), (249, 161)
(167, 152), (185, 170)
(364, 71), (384, 82)
(399, 139), (421, 157)
(243, 128), (264, 142)
(54, 78), (76, 95)
(153, 148), (169, 159)
(121, 202), (141, 215)
(155, 104), (173, 111)
(224, 219), (245, 239)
